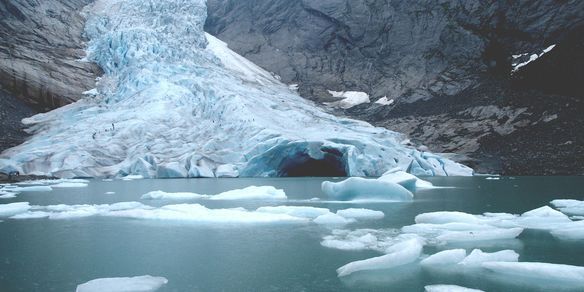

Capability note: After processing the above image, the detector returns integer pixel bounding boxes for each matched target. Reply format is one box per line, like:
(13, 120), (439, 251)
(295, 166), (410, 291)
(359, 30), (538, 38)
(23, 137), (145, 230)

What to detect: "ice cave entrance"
(277, 148), (347, 177)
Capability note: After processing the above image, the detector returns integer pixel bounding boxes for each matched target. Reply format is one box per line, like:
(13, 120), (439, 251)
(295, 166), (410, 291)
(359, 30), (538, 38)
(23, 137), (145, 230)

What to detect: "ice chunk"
(11, 211), (51, 219)
(215, 164), (239, 178)
(210, 186), (286, 200)
(0, 202), (31, 217)
(8, 186), (53, 192)
(551, 199), (584, 216)
(436, 228), (523, 243)
(378, 169), (433, 191)
(415, 212), (480, 225)
(51, 182), (88, 188)
(336, 239), (423, 277)
(522, 206), (569, 219)
(104, 191), (116, 195)
(482, 262), (584, 283)
(0, 192), (17, 199)
(322, 178), (413, 202)
(76, 275), (168, 292)
(421, 249), (467, 267)
(459, 249), (519, 266)
(375, 96), (394, 106)
(320, 229), (411, 253)
(256, 206), (330, 219)
(550, 221), (584, 240)
(141, 190), (208, 200)
(336, 208), (384, 220)
(425, 284), (484, 292)
(314, 213), (355, 226)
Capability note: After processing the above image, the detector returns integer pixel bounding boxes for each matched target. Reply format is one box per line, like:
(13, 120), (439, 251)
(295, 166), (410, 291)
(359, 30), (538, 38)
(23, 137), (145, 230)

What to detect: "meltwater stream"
(0, 177), (583, 291)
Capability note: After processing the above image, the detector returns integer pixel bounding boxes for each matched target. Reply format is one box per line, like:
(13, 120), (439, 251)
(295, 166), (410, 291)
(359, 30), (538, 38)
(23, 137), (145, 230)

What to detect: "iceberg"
(424, 285), (484, 292)
(435, 228), (523, 243)
(322, 178), (413, 201)
(314, 213), (355, 226)
(0, 0), (472, 178)
(76, 275), (168, 292)
(336, 238), (423, 277)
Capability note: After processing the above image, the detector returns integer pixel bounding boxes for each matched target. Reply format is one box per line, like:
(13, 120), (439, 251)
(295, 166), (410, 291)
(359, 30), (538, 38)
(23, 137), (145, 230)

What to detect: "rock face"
(206, 0), (584, 174)
(0, 0), (101, 111)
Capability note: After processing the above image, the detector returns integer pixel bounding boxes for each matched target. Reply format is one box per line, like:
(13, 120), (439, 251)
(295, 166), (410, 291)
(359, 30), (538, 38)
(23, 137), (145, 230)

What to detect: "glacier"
(0, 0), (472, 178)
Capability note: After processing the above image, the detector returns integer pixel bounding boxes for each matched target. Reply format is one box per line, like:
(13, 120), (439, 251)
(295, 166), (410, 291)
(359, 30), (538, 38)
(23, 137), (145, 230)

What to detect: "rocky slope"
(0, 0), (100, 111)
(206, 0), (584, 174)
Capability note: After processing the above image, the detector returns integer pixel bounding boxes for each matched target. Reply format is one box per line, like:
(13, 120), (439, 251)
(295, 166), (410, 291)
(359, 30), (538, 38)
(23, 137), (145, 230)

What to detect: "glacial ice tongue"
(0, 0), (472, 178)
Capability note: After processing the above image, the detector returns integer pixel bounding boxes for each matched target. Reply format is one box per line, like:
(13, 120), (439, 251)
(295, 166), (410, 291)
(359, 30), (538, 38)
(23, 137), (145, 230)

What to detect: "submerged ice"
(0, 0), (472, 178)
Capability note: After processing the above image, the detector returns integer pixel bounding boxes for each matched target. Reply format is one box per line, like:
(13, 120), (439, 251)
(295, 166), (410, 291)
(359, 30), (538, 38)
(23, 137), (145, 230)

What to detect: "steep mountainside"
(206, 0), (584, 174)
(0, 0), (101, 110)
(0, 0), (471, 178)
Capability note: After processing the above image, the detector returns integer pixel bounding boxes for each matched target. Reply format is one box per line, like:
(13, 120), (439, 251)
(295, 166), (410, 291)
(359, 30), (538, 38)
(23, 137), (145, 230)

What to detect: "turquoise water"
(0, 177), (583, 291)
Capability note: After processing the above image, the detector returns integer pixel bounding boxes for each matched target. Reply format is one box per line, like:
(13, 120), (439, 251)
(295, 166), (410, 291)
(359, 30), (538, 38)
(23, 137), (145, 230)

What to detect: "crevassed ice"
(0, 0), (472, 178)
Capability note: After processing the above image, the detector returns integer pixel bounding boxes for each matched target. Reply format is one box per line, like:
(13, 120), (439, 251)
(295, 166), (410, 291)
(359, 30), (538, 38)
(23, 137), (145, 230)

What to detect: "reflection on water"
(0, 176), (583, 291)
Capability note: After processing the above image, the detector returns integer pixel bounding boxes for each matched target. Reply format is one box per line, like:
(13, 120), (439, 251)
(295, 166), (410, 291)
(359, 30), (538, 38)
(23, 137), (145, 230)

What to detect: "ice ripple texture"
(0, 0), (472, 178)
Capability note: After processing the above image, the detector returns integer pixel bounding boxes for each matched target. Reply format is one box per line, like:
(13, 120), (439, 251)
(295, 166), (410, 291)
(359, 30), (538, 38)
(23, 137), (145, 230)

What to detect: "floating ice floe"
(420, 249), (467, 267)
(377, 168), (434, 191)
(336, 238), (423, 277)
(76, 275), (168, 292)
(211, 186), (286, 200)
(424, 284), (484, 292)
(256, 206), (331, 219)
(0, 192), (17, 199)
(0, 0), (472, 178)
(314, 213), (356, 226)
(321, 229), (415, 253)
(551, 199), (584, 216)
(458, 249), (519, 266)
(1, 185), (53, 193)
(322, 178), (413, 202)
(141, 190), (207, 200)
(104, 191), (116, 195)
(51, 182), (89, 188)
(141, 186), (286, 201)
(0, 202), (31, 217)
(482, 261), (584, 284)
(336, 208), (385, 220)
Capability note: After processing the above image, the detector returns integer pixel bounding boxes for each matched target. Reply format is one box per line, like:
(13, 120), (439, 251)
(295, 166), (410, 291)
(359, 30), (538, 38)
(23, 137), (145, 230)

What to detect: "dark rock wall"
(0, 0), (101, 111)
(206, 0), (584, 175)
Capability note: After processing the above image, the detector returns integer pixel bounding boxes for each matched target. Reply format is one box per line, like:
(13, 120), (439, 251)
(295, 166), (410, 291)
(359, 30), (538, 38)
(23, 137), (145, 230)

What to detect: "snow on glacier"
(0, 0), (472, 178)
(76, 275), (168, 292)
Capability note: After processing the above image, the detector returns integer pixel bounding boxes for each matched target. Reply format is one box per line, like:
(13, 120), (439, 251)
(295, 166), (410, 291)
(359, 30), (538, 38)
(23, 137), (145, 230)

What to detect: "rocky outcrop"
(0, 0), (101, 111)
(206, 0), (584, 174)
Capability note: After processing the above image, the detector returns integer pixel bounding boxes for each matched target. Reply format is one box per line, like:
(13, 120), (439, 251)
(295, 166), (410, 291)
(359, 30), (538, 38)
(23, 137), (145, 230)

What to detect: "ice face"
(0, 0), (472, 178)
(76, 275), (168, 292)
(322, 178), (414, 201)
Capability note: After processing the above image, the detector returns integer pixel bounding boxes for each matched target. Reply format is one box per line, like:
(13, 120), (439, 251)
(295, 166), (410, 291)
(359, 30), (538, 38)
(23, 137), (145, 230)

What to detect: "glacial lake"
(1, 176), (583, 291)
